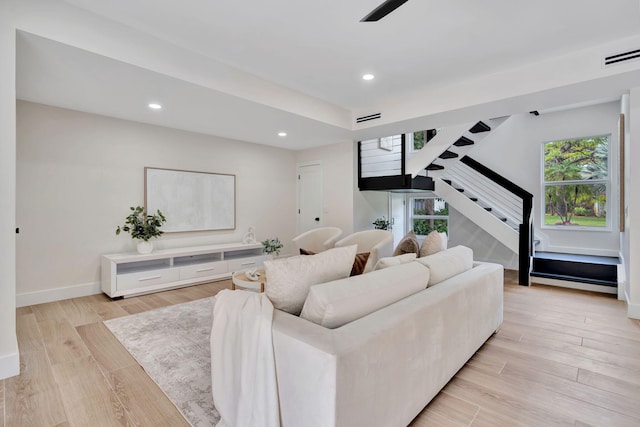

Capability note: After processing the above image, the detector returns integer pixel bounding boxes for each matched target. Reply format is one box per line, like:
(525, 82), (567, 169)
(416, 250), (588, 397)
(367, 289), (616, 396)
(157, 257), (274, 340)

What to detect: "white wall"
(294, 141), (355, 236)
(16, 101), (297, 300)
(352, 143), (390, 234)
(0, 7), (20, 379)
(467, 102), (621, 257)
(627, 88), (640, 318)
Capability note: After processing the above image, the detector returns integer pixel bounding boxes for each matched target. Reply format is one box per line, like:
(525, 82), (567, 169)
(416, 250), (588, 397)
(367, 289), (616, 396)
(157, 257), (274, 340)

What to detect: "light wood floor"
(3, 272), (640, 426)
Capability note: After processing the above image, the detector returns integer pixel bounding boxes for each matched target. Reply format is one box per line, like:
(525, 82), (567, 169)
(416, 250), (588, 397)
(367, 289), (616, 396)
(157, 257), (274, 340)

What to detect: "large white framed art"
(145, 167), (236, 232)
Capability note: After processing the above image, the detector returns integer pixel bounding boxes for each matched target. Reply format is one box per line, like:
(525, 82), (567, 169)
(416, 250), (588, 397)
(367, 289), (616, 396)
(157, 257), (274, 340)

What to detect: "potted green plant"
(116, 206), (167, 254)
(261, 237), (284, 259)
(372, 217), (392, 230)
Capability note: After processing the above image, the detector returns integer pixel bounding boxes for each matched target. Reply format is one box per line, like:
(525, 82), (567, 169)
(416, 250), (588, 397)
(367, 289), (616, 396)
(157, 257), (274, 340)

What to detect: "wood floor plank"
(15, 312), (45, 353)
(108, 364), (188, 426)
(5, 351), (68, 426)
(90, 300), (131, 321)
(76, 322), (137, 373)
(409, 407), (463, 427)
(577, 368), (640, 399)
(581, 336), (640, 359)
(425, 391), (479, 426)
(0, 379), (4, 427)
(466, 350), (506, 375)
(38, 318), (91, 366)
(500, 321), (583, 345)
(31, 301), (68, 322)
(52, 355), (131, 426)
(500, 359), (640, 421)
(471, 408), (528, 427)
(458, 364), (640, 426)
(58, 297), (103, 326)
(118, 300), (154, 315)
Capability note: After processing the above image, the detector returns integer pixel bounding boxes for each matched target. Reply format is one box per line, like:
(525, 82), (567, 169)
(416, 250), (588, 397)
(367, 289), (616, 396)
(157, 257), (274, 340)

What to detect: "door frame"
(296, 160), (323, 235)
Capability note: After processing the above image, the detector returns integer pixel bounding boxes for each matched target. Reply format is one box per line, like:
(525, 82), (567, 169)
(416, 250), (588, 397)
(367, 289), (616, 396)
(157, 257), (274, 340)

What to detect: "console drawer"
(117, 267), (179, 291)
(179, 261), (228, 280)
(227, 256), (266, 272)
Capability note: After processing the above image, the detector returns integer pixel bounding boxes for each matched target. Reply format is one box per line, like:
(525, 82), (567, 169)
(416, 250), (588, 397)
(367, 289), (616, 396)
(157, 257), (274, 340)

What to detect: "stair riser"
(532, 258), (617, 283)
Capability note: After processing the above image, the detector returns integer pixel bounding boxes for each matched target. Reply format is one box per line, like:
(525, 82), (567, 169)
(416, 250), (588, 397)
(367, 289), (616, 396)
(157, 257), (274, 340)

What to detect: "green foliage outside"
(413, 219), (448, 235)
(544, 214), (606, 227)
(544, 135), (608, 227)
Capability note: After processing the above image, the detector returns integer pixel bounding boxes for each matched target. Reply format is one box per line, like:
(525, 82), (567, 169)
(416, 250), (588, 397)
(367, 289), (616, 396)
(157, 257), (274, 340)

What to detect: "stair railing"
(453, 156), (533, 286)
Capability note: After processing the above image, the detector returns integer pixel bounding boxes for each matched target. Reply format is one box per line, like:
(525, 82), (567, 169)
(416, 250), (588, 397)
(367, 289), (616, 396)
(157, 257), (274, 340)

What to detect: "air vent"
(604, 49), (640, 67)
(356, 113), (382, 124)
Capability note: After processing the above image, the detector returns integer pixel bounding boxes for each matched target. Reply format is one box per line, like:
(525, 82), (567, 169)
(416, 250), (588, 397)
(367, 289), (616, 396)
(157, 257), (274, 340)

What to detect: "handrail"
(461, 156), (534, 286)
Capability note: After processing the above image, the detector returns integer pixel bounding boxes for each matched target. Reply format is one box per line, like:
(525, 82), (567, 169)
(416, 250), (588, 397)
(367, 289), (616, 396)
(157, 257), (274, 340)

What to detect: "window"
(543, 135), (609, 229)
(410, 196), (449, 236)
(409, 129), (438, 151)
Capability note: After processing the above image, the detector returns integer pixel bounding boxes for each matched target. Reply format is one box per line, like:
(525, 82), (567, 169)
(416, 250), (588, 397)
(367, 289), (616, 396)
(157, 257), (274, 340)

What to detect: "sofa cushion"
(374, 253), (417, 270)
(392, 230), (420, 256)
(419, 231), (448, 257)
(300, 262), (430, 329)
(265, 245), (357, 315)
(415, 245), (473, 287)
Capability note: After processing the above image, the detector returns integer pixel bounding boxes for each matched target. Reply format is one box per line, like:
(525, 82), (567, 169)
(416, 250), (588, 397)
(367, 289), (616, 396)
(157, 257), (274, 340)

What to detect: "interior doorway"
(297, 162), (323, 234)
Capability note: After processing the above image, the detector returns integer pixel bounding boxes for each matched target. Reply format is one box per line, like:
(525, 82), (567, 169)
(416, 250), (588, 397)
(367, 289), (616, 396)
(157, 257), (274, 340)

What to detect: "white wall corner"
(16, 281), (102, 308)
(627, 300), (640, 319)
(0, 345), (20, 380)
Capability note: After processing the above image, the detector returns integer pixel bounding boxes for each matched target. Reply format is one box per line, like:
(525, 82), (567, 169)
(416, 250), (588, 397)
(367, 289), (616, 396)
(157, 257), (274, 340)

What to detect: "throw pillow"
(419, 231), (448, 257)
(350, 253), (370, 276)
(374, 253), (417, 270)
(415, 245), (473, 287)
(299, 248), (316, 255)
(300, 262), (430, 329)
(392, 230), (420, 256)
(264, 245), (357, 315)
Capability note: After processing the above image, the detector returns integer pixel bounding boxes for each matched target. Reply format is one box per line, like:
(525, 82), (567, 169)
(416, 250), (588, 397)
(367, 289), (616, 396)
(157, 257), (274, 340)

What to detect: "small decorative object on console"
(372, 217), (392, 230)
(261, 237), (283, 256)
(245, 269), (261, 281)
(115, 206), (167, 254)
(243, 226), (257, 244)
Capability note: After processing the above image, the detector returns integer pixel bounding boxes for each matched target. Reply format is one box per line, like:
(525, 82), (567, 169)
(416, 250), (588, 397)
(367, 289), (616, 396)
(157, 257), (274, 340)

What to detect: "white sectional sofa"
(270, 250), (504, 427)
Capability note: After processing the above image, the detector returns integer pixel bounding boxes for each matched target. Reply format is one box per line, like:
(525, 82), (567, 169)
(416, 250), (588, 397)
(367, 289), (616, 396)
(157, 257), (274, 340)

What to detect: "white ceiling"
(15, 0), (640, 149)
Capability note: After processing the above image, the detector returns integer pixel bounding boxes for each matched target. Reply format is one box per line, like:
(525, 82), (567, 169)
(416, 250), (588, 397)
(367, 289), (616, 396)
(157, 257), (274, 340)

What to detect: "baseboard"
(627, 298), (640, 319)
(0, 347), (20, 380)
(530, 276), (617, 295)
(16, 281), (102, 307)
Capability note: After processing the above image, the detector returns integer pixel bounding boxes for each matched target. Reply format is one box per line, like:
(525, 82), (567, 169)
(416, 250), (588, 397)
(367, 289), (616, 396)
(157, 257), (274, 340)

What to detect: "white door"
(390, 192), (405, 247)
(297, 163), (323, 234)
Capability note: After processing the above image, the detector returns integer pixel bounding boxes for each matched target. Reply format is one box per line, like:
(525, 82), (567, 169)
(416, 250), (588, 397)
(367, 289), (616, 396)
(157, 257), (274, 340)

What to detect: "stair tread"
(530, 271), (617, 287)
(453, 136), (474, 146)
(534, 251), (618, 265)
(439, 150), (458, 159)
(469, 121), (491, 133)
(426, 163), (444, 170)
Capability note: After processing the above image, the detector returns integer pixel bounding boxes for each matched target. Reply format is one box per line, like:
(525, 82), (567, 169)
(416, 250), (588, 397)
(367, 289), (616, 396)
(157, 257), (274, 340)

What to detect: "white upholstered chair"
(292, 227), (343, 254)
(334, 230), (394, 273)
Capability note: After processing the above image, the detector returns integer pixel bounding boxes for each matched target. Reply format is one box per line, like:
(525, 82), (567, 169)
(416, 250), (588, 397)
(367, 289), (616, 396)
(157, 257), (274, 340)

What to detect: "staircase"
(358, 116), (535, 286)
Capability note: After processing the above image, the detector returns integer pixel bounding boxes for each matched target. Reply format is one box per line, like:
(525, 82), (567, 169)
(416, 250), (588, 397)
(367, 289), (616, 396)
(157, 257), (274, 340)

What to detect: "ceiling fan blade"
(360, 0), (409, 22)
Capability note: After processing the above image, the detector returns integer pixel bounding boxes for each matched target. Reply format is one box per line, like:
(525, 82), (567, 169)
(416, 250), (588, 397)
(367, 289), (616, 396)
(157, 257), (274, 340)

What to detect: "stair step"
(500, 217), (507, 222)
(456, 188), (464, 193)
(439, 150), (458, 159)
(426, 163), (444, 171)
(469, 121), (491, 133)
(454, 136), (474, 147)
(469, 197), (478, 202)
(532, 252), (618, 286)
(484, 207), (492, 212)
(442, 179), (452, 185)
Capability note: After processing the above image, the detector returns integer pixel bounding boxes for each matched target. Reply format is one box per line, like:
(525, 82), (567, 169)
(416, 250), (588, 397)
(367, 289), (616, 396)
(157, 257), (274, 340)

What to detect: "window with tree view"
(411, 197), (448, 235)
(543, 135), (609, 229)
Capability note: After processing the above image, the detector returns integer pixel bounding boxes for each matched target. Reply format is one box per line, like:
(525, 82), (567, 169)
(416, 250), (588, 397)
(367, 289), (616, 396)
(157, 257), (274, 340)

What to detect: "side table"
(231, 269), (266, 292)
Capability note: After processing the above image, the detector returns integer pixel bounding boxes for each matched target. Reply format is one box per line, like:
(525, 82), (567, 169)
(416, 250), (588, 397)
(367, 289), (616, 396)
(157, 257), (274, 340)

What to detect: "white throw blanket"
(211, 289), (280, 427)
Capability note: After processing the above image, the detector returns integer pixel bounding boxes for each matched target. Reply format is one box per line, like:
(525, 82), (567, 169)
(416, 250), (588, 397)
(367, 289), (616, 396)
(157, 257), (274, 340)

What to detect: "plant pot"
(137, 241), (154, 254)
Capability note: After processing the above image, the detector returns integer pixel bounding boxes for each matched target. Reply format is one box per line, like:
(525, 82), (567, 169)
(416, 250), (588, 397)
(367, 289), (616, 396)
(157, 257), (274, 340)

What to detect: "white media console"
(101, 242), (266, 298)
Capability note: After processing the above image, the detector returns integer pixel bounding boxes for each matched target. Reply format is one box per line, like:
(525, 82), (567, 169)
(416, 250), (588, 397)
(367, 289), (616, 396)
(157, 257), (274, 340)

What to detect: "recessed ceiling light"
(278, 132), (287, 137)
(148, 103), (162, 110)
(362, 74), (375, 81)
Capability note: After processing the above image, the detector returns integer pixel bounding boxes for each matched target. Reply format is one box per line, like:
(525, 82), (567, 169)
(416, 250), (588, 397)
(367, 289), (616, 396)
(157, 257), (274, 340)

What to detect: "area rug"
(104, 297), (219, 427)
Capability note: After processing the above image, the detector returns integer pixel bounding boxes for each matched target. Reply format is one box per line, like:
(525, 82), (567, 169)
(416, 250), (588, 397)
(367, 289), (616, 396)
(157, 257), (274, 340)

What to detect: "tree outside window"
(543, 135), (609, 228)
(411, 197), (448, 235)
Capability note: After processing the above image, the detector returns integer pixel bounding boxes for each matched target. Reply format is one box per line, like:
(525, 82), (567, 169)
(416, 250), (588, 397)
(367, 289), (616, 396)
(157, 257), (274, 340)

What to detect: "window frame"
(407, 195), (449, 238)
(540, 134), (611, 232)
